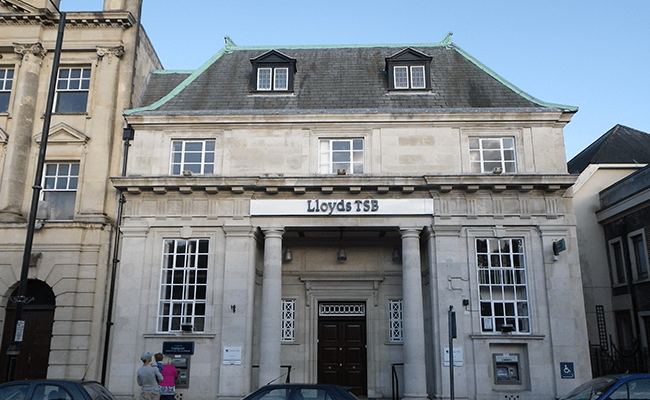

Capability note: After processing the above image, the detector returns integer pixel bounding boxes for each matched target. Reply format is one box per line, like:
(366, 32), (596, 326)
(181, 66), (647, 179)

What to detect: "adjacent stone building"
(0, 0), (160, 381)
(108, 35), (591, 400)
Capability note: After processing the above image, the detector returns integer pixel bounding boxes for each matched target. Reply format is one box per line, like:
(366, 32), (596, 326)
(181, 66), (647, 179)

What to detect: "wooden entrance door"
(318, 313), (367, 396)
(0, 280), (55, 382)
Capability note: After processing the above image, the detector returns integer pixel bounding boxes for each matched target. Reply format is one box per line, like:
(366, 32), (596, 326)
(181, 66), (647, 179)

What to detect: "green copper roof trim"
(449, 42), (578, 112)
(151, 70), (194, 75)
(125, 32), (577, 115)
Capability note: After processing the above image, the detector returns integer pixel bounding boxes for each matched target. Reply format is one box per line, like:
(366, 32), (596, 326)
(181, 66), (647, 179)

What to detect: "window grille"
(54, 67), (90, 113)
(0, 68), (14, 112)
(318, 139), (364, 175)
(171, 140), (215, 175)
(469, 137), (516, 173)
(281, 299), (296, 341)
(477, 238), (530, 333)
(389, 299), (403, 342)
(158, 239), (208, 333)
(41, 162), (79, 220)
(319, 303), (365, 317)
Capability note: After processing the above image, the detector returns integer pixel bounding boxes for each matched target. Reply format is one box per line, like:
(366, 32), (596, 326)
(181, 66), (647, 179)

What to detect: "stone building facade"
(0, 0), (160, 381)
(108, 35), (591, 400)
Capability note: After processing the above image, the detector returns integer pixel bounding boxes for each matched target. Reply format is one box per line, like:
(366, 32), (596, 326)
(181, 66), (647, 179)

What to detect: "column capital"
(96, 45), (125, 60)
(400, 227), (422, 239)
(13, 43), (46, 59)
(261, 227), (284, 239)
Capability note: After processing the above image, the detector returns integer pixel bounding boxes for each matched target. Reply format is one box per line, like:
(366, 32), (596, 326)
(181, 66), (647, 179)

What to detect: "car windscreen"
(563, 376), (618, 400)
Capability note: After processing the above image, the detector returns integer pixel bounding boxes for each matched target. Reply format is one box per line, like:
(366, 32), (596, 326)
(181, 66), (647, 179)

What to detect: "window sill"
(144, 332), (217, 339)
(386, 90), (433, 95)
(248, 92), (295, 97)
(470, 333), (545, 341)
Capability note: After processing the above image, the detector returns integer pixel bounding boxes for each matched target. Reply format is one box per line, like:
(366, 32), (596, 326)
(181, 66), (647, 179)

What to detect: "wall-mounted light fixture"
(500, 323), (515, 334)
(283, 248), (293, 262)
(181, 323), (193, 333)
(337, 248), (347, 263)
(392, 247), (401, 263)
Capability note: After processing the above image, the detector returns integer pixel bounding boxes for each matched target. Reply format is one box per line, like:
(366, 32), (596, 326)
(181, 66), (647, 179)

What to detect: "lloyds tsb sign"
(307, 199), (379, 215)
(250, 199), (433, 216)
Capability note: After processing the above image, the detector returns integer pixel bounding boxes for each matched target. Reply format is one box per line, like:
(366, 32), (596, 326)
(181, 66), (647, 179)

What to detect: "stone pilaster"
(76, 46), (124, 222)
(0, 43), (46, 221)
(257, 228), (284, 388)
(400, 228), (428, 400)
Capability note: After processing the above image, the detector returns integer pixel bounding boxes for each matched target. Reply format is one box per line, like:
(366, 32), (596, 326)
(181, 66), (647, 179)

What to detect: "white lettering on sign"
(250, 199), (433, 216)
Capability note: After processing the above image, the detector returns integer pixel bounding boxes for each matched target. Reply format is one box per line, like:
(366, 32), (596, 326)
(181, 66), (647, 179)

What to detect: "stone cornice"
(124, 109), (570, 126)
(111, 174), (576, 196)
(0, 11), (135, 29)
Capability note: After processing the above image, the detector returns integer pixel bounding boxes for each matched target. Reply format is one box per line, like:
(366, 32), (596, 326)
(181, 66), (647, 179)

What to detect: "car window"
(33, 384), (73, 400)
(81, 381), (117, 400)
(0, 384), (30, 400)
(608, 379), (650, 400)
(564, 377), (618, 400)
(296, 389), (329, 400)
(628, 378), (650, 399)
(250, 388), (288, 400)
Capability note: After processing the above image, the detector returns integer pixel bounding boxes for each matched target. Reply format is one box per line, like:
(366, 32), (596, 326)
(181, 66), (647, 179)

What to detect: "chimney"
(103, 0), (143, 20)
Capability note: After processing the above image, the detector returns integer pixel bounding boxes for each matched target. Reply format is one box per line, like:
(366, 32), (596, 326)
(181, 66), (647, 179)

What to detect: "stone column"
(257, 228), (284, 388)
(0, 43), (46, 221)
(400, 228), (428, 400)
(103, 0), (143, 20)
(76, 46), (124, 222)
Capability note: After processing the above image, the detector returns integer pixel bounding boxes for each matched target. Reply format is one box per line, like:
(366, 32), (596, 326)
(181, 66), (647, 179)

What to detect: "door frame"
(317, 303), (367, 395)
(300, 276), (383, 393)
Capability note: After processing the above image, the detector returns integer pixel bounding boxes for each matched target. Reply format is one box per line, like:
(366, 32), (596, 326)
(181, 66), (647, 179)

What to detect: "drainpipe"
(100, 125), (134, 384)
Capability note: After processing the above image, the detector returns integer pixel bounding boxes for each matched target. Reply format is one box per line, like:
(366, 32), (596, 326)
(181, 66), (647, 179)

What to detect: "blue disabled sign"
(560, 362), (575, 379)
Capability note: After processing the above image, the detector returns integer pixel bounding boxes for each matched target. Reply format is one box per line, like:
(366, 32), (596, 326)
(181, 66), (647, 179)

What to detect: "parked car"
(243, 384), (359, 400)
(561, 374), (650, 400)
(0, 380), (116, 400)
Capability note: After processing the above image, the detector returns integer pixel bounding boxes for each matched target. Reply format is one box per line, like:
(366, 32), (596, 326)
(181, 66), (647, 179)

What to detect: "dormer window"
(251, 50), (296, 93)
(257, 67), (288, 91)
(386, 48), (432, 91)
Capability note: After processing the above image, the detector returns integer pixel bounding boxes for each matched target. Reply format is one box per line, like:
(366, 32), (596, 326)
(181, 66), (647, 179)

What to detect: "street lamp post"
(5, 6), (66, 382)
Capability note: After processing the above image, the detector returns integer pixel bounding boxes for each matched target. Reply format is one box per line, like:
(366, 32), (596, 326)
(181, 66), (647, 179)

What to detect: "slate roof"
(130, 35), (576, 116)
(567, 125), (650, 174)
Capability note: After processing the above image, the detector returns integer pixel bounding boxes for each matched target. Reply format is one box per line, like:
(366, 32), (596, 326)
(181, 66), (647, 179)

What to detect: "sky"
(59, 0), (649, 160)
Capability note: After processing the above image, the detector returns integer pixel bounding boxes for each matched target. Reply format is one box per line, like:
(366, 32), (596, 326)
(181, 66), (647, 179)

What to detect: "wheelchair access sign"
(560, 362), (575, 379)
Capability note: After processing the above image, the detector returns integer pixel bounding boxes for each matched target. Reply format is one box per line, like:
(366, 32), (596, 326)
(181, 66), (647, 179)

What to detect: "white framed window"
(389, 299), (403, 342)
(393, 65), (426, 89)
(257, 67), (289, 91)
(609, 238), (627, 285)
(628, 230), (649, 281)
(477, 238), (530, 333)
(318, 138), (364, 174)
(158, 239), (208, 333)
(0, 68), (14, 112)
(469, 137), (516, 173)
(281, 299), (296, 342)
(171, 140), (215, 175)
(54, 67), (91, 113)
(41, 162), (79, 221)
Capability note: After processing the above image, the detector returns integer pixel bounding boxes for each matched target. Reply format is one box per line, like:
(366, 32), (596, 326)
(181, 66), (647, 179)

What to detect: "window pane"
(56, 92), (89, 113)
(394, 66), (408, 88)
(258, 68), (271, 90)
(410, 66), (425, 88)
(274, 68), (288, 90)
